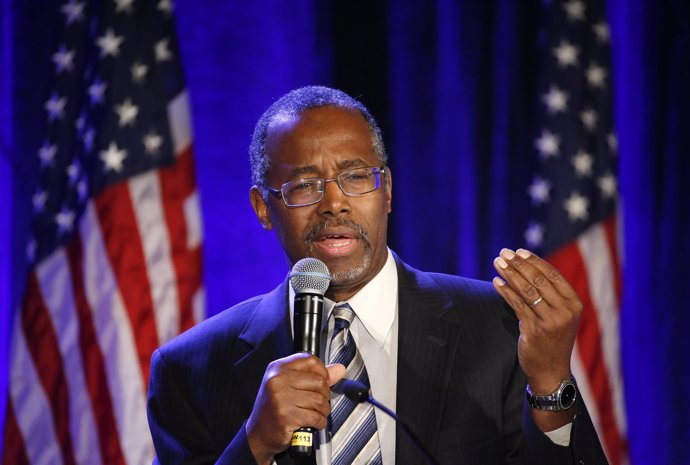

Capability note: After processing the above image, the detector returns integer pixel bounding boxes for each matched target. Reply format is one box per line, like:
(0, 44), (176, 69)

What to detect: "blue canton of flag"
(30, 0), (180, 264)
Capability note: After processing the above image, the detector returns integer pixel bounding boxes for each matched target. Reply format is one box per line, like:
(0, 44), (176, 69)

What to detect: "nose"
(317, 178), (350, 217)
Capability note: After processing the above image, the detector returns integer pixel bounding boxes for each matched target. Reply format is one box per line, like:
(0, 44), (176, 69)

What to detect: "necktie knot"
(332, 303), (355, 334)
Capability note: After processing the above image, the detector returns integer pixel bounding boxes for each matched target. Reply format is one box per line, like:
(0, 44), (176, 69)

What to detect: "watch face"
(560, 383), (577, 409)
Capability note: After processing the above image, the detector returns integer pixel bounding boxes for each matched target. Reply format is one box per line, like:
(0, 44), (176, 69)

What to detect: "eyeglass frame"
(263, 165), (387, 207)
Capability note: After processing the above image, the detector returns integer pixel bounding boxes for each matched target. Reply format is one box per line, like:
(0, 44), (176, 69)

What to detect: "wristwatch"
(526, 378), (577, 411)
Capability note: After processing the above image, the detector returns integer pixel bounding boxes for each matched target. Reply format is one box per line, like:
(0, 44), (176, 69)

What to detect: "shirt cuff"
(543, 422), (572, 446)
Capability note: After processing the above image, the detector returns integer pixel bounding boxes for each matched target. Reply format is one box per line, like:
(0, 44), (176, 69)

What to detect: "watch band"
(526, 378), (577, 411)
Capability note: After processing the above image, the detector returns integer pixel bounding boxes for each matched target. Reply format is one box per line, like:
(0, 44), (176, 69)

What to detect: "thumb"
(325, 363), (347, 386)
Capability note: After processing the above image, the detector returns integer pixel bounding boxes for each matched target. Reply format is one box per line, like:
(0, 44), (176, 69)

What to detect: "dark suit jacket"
(147, 254), (608, 464)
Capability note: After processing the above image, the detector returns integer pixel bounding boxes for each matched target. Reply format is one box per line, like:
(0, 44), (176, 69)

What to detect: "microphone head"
(333, 379), (370, 403)
(290, 258), (331, 296)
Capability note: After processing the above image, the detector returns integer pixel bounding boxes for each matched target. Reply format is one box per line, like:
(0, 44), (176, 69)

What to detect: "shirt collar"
(328, 248), (398, 347)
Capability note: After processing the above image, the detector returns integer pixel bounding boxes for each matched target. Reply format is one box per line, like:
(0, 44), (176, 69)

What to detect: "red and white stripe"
(36, 249), (103, 465)
(548, 215), (628, 465)
(2, 90), (203, 465)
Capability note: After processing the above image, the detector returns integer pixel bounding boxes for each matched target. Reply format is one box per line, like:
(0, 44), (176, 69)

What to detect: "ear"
(384, 166), (392, 214)
(250, 186), (273, 230)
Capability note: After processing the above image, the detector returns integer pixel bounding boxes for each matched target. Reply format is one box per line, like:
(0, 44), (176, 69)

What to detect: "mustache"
(303, 218), (370, 244)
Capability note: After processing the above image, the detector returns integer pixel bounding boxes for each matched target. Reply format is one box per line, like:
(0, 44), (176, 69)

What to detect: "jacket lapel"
(394, 257), (461, 461)
(234, 279), (293, 411)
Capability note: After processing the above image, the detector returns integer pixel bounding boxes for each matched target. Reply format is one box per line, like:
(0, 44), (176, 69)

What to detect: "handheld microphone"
(288, 258), (331, 457)
(333, 379), (441, 465)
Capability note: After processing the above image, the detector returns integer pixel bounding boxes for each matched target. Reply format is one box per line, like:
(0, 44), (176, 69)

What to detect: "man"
(147, 86), (608, 464)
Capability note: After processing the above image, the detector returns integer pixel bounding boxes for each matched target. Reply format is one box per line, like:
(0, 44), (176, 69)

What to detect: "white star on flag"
(97, 28), (124, 58)
(535, 130), (560, 158)
(88, 78), (107, 105)
(607, 133), (618, 152)
(593, 22), (610, 43)
(131, 62), (148, 83)
(143, 132), (163, 154)
(563, 191), (589, 221)
(45, 93), (67, 121)
(553, 41), (579, 68)
(572, 151), (594, 177)
(155, 39), (172, 62)
(598, 173), (618, 199)
(66, 161), (80, 185)
(60, 0), (86, 25)
(55, 206), (76, 235)
(158, 0), (173, 15)
(32, 191), (48, 213)
(580, 108), (598, 131)
(52, 45), (75, 74)
(542, 86), (569, 114)
(100, 142), (128, 172)
(38, 142), (57, 167)
(586, 63), (607, 88)
(115, 0), (135, 14)
(524, 222), (545, 248)
(115, 98), (139, 127)
(563, 0), (586, 22)
(529, 176), (551, 204)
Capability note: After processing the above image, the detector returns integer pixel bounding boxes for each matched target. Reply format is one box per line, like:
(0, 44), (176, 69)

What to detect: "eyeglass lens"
(282, 167), (382, 206)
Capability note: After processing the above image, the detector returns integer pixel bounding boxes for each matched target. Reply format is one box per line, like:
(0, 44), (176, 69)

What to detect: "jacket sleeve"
(147, 348), (259, 465)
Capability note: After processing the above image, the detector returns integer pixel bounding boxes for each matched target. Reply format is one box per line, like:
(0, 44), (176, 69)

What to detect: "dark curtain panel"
(386, 0), (540, 279)
(610, 2), (690, 463)
(3, 0), (689, 463)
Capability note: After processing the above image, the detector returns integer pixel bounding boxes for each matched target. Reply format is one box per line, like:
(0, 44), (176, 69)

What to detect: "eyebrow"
(286, 159), (370, 179)
(286, 165), (319, 179)
(336, 159), (369, 170)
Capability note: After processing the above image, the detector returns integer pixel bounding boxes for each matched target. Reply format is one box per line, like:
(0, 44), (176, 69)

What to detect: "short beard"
(330, 251), (371, 286)
(303, 218), (372, 286)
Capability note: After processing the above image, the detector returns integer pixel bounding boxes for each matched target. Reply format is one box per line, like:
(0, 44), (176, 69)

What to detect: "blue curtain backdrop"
(1, 1), (689, 463)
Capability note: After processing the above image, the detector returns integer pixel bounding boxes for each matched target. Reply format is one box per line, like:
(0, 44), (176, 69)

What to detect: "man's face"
(250, 106), (392, 302)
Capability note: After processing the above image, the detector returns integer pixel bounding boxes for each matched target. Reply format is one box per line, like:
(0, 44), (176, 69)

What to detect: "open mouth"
(312, 233), (359, 257)
(305, 219), (369, 260)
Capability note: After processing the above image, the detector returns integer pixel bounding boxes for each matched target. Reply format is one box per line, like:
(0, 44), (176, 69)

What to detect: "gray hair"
(249, 86), (387, 188)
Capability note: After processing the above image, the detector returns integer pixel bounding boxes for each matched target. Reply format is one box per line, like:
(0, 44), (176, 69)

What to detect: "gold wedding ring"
(529, 296), (544, 308)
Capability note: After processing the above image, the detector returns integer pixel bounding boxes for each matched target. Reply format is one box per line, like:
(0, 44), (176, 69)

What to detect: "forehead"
(264, 106), (376, 169)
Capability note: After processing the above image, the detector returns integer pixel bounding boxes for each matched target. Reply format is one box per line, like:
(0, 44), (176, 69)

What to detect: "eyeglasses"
(264, 166), (386, 207)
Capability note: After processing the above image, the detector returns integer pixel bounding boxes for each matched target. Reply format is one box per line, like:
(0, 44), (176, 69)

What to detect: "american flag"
(526, 0), (627, 463)
(2, 1), (203, 464)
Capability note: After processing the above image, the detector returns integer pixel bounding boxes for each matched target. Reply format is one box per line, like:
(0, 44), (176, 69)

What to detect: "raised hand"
(492, 248), (582, 429)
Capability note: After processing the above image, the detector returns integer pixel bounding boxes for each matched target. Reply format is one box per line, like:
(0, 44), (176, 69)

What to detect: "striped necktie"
(328, 304), (382, 465)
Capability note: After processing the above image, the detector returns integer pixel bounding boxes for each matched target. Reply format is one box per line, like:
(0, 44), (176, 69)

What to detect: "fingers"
(326, 363), (347, 386)
(492, 247), (582, 387)
(510, 248), (580, 304)
(492, 248), (582, 320)
(269, 353), (332, 417)
(246, 353), (332, 461)
(492, 275), (533, 322)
